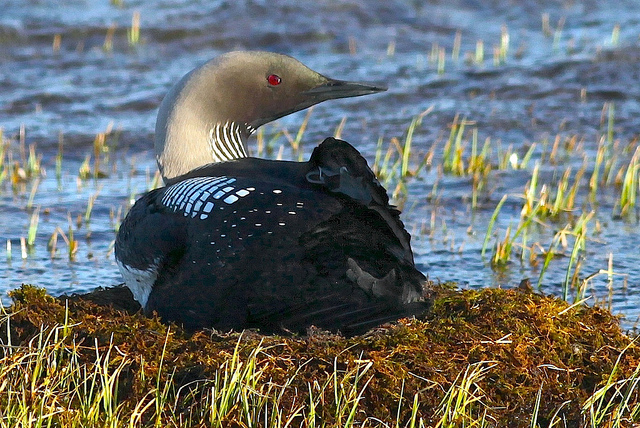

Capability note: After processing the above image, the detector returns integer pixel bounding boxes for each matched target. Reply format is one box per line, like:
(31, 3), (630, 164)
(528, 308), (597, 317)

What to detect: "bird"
(115, 51), (429, 335)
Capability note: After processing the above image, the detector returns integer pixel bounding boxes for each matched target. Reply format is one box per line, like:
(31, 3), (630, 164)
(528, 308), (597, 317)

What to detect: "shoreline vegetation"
(0, 283), (637, 427)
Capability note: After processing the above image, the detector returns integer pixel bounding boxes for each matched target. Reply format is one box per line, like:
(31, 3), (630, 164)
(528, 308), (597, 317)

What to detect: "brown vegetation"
(1, 284), (637, 427)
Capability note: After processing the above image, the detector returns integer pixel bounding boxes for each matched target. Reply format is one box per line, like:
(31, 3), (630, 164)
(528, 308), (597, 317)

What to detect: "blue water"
(1, 0), (640, 330)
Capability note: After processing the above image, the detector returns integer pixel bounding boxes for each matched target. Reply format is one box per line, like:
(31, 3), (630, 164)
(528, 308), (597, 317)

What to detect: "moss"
(1, 283), (638, 427)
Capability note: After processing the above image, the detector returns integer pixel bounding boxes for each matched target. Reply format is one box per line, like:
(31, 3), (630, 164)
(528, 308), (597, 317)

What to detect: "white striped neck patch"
(207, 121), (252, 162)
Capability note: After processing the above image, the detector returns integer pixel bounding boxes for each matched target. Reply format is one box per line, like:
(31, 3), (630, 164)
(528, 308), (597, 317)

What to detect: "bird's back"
(116, 138), (429, 335)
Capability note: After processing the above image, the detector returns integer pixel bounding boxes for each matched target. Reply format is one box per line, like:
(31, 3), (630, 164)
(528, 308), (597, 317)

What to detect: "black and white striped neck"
(207, 121), (253, 162)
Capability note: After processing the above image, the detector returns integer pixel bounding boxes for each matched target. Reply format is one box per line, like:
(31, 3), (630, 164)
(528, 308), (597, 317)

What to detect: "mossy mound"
(2, 284), (638, 427)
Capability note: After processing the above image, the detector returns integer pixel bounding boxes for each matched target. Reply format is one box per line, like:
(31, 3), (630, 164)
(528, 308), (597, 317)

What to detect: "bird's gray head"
(155, 51), (386, 180)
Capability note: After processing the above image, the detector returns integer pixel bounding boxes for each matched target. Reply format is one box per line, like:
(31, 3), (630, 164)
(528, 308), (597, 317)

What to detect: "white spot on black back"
(224, 195), (238, 204)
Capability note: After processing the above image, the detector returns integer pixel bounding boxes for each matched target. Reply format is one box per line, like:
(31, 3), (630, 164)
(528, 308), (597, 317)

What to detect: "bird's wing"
(305, 137), (415, 264)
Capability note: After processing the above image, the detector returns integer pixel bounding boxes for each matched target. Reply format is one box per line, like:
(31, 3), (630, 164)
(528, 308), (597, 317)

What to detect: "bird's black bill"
(304, 78), (387, 101)
(251, 78), (387, 129)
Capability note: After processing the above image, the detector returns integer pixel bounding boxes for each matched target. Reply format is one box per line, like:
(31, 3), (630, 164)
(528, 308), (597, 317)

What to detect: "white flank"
(116, 259), (159, 309)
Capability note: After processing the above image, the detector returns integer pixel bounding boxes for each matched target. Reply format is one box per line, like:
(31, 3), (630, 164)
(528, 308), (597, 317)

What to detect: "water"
(2, 0), (640, 329)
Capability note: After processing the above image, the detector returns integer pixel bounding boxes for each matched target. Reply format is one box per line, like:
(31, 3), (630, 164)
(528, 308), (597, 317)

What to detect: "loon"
(115, 51), (429, 335)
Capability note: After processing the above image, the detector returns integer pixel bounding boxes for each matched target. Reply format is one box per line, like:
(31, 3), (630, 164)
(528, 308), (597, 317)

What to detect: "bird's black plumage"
(115, 138), (428, 335)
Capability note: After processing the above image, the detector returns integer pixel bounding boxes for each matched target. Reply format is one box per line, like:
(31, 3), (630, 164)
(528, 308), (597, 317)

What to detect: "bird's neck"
(207, 121), (253, 163)
(157, 116), (253, 181)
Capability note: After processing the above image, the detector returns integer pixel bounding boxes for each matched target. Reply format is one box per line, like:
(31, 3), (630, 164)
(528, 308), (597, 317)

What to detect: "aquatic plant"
(127, 11), (140, 46)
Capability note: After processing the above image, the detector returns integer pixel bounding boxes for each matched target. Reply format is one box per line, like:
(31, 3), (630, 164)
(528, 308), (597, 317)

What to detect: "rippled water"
(2, 0), (640, 329)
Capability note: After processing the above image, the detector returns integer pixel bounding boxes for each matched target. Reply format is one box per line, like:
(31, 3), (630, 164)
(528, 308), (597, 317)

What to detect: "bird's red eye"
(267, 74), (282, 86)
